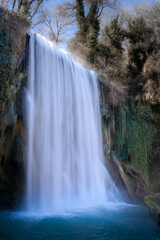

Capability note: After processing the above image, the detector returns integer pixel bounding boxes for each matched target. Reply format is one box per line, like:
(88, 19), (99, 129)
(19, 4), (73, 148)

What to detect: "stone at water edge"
(157, 213), (160, 228)
(144, 194), (160, 228)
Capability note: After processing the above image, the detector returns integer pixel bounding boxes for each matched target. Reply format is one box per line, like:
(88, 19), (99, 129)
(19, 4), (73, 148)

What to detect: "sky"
(43, 0), (157, 48)
(53, 0), (154, 8)
(121, 0), (154, 7)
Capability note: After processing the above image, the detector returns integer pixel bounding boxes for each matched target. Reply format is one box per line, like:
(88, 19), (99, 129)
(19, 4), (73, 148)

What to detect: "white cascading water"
(26, 34), (119, 215)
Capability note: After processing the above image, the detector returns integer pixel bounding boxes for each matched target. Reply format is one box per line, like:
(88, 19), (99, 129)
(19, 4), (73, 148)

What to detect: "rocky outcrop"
(0, 7), (29, 209)
(144, 195), (160, 215)
(144, 194), (160, 227)
(100, 80), (160, 203)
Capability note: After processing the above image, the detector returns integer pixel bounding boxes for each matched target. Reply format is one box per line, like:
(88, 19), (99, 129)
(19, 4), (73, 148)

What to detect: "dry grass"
(69, 38), (128, 106)
(143, 51), (160, 105)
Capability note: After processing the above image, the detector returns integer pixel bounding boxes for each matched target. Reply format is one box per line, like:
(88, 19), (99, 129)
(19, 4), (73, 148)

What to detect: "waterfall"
(26, 34), (119, 215)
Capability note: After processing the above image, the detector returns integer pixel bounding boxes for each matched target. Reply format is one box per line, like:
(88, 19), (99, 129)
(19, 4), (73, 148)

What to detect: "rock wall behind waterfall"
(100, 81), (160, 203)
(0, 7), (29, 208)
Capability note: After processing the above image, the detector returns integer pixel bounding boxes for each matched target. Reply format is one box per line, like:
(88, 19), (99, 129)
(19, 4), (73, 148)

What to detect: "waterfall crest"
(26, 34), (119, 215)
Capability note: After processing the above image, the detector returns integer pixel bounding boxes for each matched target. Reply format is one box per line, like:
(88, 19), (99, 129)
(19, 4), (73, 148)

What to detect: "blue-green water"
(0, 204), (159, 240)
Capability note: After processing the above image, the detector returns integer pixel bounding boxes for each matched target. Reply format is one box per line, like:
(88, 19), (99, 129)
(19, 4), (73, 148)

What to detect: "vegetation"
(0, 7), (29, 208)
(98, 2), (160, 203)
(144, 195), (160, 215)
(0, 0), (160, 211)
(0, 0), (44, 20)
(68, 1), (160, 106)
(34, 3), (75, 45)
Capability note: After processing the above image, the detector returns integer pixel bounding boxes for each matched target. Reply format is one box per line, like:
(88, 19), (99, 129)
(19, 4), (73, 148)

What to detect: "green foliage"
(75, 0), (87, 41)
(126, 16), (155, 78)
(0, 33), (15, 101)
(87, 3), (100, 49)
(105, 16), (124, 56)
(74, 0), (101, 64)
(22, 0), (30, 16)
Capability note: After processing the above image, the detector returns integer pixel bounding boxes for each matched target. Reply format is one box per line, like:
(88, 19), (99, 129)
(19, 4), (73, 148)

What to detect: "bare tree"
(0, 0), (12, 8)
(85, 0), (119, 17)
(0, 0), (44, 21)
(34, 3), (76, 45)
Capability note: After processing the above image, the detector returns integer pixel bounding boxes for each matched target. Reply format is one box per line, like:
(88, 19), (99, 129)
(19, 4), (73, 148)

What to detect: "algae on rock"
(100, 80), (160, 202)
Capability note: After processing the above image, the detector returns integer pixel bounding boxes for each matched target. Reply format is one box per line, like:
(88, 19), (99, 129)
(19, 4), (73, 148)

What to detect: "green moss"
(0, 33), (17, 100)
(0, 7), (29, 208)
(144, 195), (160, 215)
(114, 103), (156, 172)
(101, 82), (160, 192)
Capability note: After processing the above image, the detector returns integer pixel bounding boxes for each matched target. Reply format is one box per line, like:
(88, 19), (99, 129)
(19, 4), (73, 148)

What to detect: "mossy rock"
(0, 9), (29, 208)
(144, 195), (160, 215)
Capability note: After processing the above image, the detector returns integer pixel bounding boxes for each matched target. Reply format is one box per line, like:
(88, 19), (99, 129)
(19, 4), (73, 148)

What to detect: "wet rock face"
(100, 80), (160, 203)
(0, 9), (29, 209)
(157, 214), (160, 228)
(144, 195), (160, 215)
(144, 194), (160, 228)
